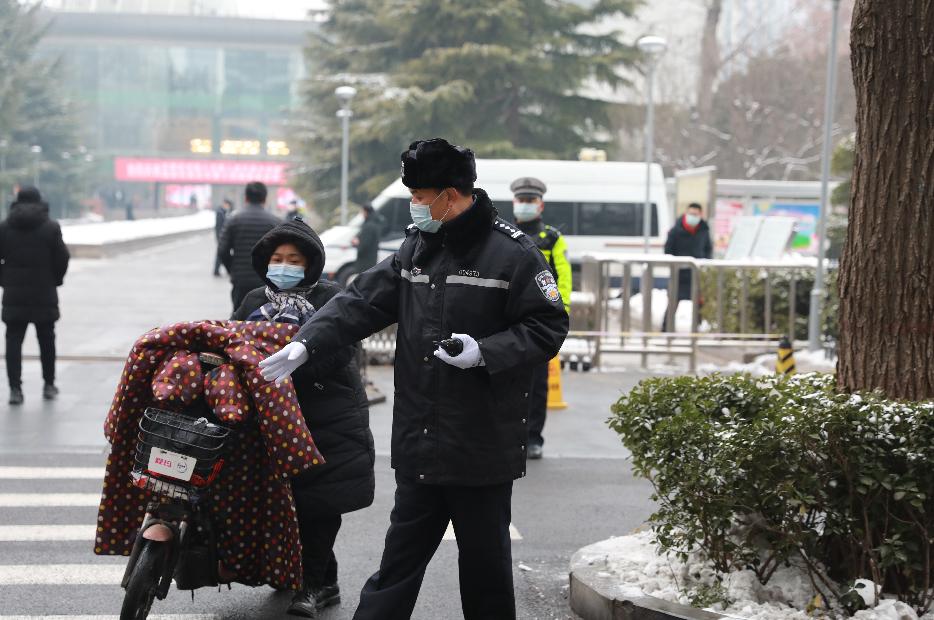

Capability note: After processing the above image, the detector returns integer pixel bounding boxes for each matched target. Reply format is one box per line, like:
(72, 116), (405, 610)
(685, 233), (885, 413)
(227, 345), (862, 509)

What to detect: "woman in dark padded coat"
(232, 218), (374, 618)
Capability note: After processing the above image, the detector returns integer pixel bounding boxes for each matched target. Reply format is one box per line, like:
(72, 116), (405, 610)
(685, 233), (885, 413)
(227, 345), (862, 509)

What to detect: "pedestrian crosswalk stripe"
(442, 522), (522, 541)
(0, 564), (125, 585)
(0, 467), (103, 479)
(0, 493), (100, 507)
(0, 616), (218, 620)
(0, 525), (96, 541)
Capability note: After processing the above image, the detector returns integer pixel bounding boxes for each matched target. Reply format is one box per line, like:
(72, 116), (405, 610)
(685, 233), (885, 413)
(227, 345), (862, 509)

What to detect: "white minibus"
(319, 158), (670, 284)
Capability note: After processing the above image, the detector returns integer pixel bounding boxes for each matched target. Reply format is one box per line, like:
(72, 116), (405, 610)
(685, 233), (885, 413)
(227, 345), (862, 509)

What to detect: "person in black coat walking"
(217, 182), (280, 310)
(352, 204), (382, 275)
(213, 198), (232, 276)
(662, 202), (712, 330)
(0, 187), (70, 404)
(232, 218), (375, 618)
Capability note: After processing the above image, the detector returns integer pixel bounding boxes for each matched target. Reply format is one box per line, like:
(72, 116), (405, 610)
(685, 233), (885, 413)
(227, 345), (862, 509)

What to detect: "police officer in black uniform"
(259, 138), (569, 620)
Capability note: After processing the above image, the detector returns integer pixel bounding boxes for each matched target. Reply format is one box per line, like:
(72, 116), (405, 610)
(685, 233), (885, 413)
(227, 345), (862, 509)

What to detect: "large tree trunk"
(696, 0), (722, 119)
(837, 0), (934, 400)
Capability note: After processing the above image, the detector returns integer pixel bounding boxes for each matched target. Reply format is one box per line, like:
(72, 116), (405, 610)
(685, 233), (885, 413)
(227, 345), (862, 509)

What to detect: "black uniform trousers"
(5, 321), (56, 388)
(295, 510), (341, 588)
(353, 471), (515, 620)
(527, 361), (549, 448)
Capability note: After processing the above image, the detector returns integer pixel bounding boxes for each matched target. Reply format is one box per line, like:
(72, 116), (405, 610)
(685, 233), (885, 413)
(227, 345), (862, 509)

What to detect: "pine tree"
(295, 0), (639, 219)
(0, 0), (88, 218)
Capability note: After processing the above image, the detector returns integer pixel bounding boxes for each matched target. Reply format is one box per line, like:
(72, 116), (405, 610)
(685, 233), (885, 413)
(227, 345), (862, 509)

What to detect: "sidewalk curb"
(569, 545), (726, 620)
(66, 228), (211, 258)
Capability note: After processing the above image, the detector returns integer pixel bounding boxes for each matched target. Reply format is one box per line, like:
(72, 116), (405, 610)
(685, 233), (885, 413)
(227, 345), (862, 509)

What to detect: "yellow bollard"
(776, 336), (796, 376)
(546, 356), (568, 409)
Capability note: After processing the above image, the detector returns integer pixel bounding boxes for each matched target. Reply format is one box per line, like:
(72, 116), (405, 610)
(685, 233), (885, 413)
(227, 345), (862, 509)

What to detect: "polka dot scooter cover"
(95, 320), (325, 591)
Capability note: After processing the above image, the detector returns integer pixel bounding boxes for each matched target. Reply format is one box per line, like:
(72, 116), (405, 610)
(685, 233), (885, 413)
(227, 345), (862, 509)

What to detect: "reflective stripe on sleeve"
(401, 269), (430, 284)
(445, 275), (510, 290)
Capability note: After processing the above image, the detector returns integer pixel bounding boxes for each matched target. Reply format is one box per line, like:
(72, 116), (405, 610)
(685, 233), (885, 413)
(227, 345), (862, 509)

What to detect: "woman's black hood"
(251, 218), (326, 290)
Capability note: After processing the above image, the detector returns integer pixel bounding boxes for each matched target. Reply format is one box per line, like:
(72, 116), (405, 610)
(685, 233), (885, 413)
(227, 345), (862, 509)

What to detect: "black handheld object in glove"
(433, 337), (464, 357)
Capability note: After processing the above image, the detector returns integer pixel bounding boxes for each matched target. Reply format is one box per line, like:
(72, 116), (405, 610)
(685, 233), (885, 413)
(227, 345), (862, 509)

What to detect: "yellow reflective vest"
(534, 225), (572, 314)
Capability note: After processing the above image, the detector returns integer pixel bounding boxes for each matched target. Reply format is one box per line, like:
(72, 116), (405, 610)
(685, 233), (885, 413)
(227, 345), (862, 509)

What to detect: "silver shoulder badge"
(494, 219), (525, 240)
(535, 270), (561, 304)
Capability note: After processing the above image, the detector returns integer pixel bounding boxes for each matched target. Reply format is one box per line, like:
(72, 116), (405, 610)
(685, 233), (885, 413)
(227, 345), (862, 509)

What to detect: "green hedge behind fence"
(609, 373), (934, 615)
(698, 269), (840, 342)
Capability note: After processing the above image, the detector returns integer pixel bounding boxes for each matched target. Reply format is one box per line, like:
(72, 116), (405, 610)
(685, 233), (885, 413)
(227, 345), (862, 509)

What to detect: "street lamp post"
(335, 85), (357, 226)
(30, 145), (42, 187)
(0, 139), (8, 217)
(807, 0), (842, 351)
(637, 35), (667, 254)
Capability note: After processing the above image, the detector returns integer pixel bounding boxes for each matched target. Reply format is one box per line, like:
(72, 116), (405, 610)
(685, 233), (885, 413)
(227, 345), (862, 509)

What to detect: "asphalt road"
(0, 232), (657, 619)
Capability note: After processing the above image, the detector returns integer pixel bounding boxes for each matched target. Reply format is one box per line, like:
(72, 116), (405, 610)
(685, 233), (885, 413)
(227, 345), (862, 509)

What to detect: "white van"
(319, 158), (670, 283)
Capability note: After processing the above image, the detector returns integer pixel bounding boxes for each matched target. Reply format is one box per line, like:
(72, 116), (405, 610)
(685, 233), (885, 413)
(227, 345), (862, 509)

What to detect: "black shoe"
(527, 444), (543, 460)
(9, 387), (23, 405)
(287, 586), (318, 618)
(42, 384), (59, 400)
(315, 583), (341, 609)
(286, 583), (341, 617)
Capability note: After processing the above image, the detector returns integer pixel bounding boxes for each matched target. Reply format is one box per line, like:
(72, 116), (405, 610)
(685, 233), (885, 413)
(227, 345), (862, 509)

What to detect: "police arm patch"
(535, 270), (561, 303)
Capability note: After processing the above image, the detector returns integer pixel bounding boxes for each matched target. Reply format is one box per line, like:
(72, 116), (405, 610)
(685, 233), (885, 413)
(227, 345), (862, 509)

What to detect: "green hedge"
(609, 373), (934, 615)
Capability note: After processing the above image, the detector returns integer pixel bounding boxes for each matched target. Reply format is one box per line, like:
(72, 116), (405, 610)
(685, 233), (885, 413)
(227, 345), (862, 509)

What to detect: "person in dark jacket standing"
(0, 187), (70, 405)
(352, 203), (381, 275)
(212, 198), (232, 276)
(232, 219), (374, 617)
(217, 182), (279, 309)
(662, 202), (712, 330)
(259, 138), (569, 620)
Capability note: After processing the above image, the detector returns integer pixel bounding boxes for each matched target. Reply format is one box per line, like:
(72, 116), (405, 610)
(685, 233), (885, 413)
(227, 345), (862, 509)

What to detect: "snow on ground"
(61, 210), (214, 246)
(627, 291), (698, 333)
(697, 349), (836, 377)
(579, 532), (931, 620)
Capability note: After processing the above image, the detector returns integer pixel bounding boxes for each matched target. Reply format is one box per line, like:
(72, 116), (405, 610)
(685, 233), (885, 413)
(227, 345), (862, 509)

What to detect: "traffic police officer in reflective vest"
(510, 177), (572, 460)
(259, 138), (569, 620)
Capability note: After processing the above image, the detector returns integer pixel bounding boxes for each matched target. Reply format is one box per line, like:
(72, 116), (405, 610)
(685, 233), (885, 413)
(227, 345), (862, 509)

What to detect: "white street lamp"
(808, 0), (842, 351)
(0, 139), (8, 215)
(637, 35), (667, 254)
(335, 85), (357, 226)
(30, 145), (43, 187)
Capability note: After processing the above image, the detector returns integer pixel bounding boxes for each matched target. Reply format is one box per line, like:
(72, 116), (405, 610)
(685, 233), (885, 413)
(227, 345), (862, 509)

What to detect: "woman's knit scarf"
(247, 286), (316, 326)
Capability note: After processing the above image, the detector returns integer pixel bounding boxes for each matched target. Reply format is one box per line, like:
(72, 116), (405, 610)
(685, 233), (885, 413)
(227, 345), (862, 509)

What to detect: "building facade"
(35, 6), (317, 213)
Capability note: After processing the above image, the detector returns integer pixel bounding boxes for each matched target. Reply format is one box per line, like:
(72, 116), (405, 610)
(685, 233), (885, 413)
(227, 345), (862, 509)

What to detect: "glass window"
(577, 203), (658, 236)
(541, 202), (574, 234)
(378, 198), (411, 241)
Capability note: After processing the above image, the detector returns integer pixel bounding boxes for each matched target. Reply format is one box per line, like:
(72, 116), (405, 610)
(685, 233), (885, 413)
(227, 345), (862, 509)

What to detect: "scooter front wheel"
(120, 541), (163, 620)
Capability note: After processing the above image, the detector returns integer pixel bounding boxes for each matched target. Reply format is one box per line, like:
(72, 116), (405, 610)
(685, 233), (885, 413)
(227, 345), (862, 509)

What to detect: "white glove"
(258, 341), (309, 386)
(433, 333), (485, 369)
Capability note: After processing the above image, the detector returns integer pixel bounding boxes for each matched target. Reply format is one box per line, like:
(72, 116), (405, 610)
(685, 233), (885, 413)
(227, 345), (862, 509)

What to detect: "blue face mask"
(267, 263), (305, 290)
(409, 190), (452, 233)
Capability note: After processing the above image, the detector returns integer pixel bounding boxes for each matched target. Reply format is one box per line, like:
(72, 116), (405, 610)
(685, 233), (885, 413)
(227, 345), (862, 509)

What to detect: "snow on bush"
(608, 373), (934, 616)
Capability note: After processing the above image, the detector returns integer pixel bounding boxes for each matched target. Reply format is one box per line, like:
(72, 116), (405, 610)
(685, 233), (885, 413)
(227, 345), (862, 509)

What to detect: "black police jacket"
(294, 189), (569, 485)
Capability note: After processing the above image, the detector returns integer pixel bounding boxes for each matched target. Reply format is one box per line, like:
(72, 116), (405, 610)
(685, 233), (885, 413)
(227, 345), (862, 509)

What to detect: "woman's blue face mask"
(267, 263), (305, 289)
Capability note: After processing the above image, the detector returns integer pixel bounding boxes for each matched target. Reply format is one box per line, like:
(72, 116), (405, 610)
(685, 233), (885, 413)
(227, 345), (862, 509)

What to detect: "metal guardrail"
(359, 253), (834, 372)
(575, 253), (832, 371)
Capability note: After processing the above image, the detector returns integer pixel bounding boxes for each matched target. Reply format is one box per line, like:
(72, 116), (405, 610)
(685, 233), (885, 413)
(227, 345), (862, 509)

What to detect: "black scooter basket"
(132, 407), (231, 491)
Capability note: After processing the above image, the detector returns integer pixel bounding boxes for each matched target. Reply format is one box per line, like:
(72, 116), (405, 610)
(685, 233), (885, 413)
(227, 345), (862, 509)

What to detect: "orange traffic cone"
(546, 356), (568, 409)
